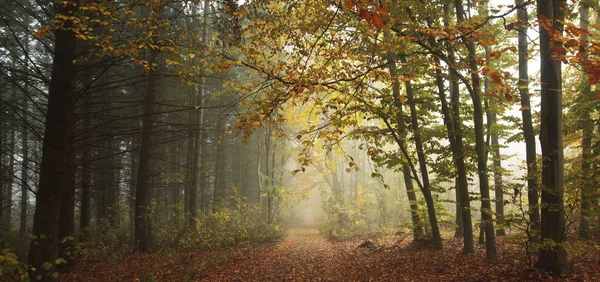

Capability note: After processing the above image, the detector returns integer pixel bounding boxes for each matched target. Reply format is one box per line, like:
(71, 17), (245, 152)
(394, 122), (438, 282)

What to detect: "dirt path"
(202, 225), (351, 281)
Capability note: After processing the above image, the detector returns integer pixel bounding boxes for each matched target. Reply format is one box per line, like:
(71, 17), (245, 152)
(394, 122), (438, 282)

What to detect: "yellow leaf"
(189, 53), (196, 59)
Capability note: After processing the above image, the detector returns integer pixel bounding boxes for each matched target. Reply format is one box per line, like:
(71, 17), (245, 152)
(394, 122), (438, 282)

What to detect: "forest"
(0, 0), (599, 281)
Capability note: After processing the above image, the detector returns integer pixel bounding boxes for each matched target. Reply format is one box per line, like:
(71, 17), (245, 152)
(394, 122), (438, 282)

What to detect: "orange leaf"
(519, 105), (530, 111)
(505, 93), (513, 101)
(376, 7), (389, 16)
(372, 14), (384, 29)
(589, 73), (600, 85)
(595, 91), (600, 101)
(564, 39), (578, 48)
(360, 9), (372, 23)
(347, 0), (354, 10)
(399, 96), (406, 104)
(490, 71), (503, 84)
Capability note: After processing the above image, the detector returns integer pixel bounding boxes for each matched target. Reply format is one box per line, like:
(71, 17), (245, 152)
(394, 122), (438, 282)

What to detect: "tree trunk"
(440, 5), (474, 252)
(27, 1), (78, 279)
(402, 57), (442, 249)
(455, 0), (496, 259)
(79, 92), (92, 240)
(535, 0), (570, 275)
(135, 63), (158, 253)
(516, 0), (541, 234)
(386, 50), (424, 240)
(577, 0), (592, 240)
(3, 88), (16, 231)
(19, 92), (29, 239)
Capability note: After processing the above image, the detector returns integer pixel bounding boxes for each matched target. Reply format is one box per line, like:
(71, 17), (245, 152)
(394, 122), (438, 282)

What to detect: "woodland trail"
(63, 225), (600, 282)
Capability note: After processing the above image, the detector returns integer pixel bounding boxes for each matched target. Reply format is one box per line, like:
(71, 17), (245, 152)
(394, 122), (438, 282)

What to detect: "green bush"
(318, 188), (373, 241)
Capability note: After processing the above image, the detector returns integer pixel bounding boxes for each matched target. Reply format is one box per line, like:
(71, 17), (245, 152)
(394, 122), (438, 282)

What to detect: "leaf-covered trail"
(63, 225), (600, 281)
(205, 225), (345, 281)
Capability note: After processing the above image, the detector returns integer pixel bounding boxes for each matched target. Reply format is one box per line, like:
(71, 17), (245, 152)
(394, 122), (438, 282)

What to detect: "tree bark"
(455, 0), (496, 260)
(535, 0), (570, 275)
(441, 4), (474, 254)
(401, 57), (442, 249)
(27, 1), (78, 279)
(386, 51), (424, 240)
(577, 0), (592, 240)
(516, 0), (541, 234)
(19, 92), (29, 239)
(79, 92), (92, 240)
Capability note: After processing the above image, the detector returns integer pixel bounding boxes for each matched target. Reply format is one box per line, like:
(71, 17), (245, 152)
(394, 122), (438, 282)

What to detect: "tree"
(535, 0), (570, 275)
(454, 0), (497, 260)
(577, 0), (593, 241)
(386, 49), (424, 240)
(27, 1), (79, 279)
(515, 0), (541, 232)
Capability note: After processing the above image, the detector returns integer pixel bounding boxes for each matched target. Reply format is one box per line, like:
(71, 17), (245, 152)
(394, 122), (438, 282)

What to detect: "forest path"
(203, 224), (352, 281)
(63, 225), (597, 281)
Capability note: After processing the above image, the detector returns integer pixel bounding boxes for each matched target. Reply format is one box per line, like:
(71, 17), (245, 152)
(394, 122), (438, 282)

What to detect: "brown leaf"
(372, 14), (384, 30)
(359, 9), (372, 23)
(376, 7), (389, 16)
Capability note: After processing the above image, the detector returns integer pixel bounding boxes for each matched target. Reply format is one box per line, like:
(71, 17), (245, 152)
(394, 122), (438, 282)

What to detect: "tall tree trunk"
(135, 64), (158, 253)
(441, 5), (474, 253)
(19, 33), (30, 238)
(516, 0), (541, 234)
(535, 0), (570, 275)
(27, 1), (78, 279)
(79, 92), (92, 240)
(190, 0), (208, 221)
(401, 57), (442, 249)
(577, 0), (592, 240)
(4, 91), (16, 231)
(386, 50), (424, 240)
(19, 92), (29, 239)
(455, 0), (496, 259)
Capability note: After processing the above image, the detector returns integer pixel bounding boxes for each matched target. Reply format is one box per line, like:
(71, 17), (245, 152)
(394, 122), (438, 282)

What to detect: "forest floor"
(62, 225), (600, 281)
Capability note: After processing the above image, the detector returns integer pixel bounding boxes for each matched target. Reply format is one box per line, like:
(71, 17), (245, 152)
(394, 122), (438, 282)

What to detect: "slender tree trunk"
(577, 1), (592, 240)
(28, 1), (78, 279)
(79, 92), (92, 240)
(401, 57), (442, 249)
(3, 88), (16, 231)
(440, 6), (474, 252)
(535, 0), (570, 275)
(516, 0), (541, 234)
(0, 90), (17, 232)
(455, 0), (496, 259)
(19, 93), (29, 238)
(386, 50), (424, 240)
